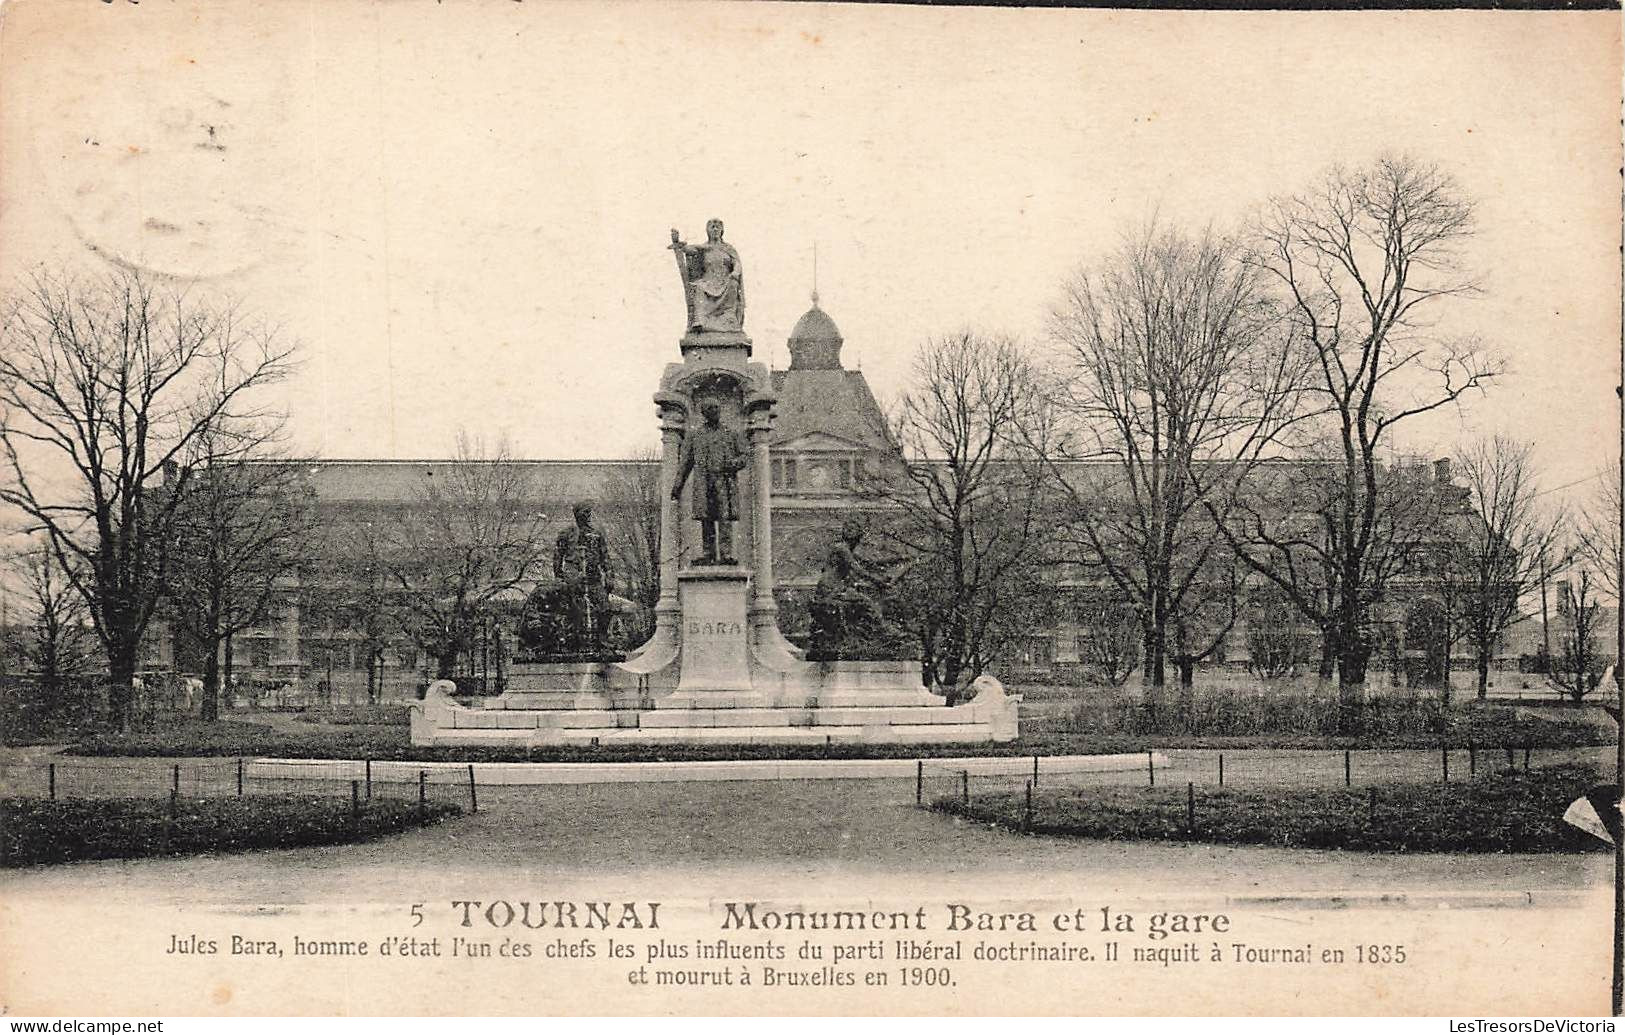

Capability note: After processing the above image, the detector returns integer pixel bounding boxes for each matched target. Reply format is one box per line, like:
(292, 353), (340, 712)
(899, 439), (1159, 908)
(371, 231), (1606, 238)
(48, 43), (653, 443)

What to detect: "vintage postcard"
(0, 0), (1621, 1019)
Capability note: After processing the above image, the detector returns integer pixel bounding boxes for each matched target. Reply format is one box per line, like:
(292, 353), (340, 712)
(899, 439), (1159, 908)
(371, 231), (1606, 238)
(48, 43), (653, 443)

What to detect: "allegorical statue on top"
(671, 401), (749, 565)
(670, 219), (745, 335)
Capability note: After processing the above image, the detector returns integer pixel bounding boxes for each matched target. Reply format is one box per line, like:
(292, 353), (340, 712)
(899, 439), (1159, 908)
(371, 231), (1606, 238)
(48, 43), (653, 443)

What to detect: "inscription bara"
(686, 621), (745, 637)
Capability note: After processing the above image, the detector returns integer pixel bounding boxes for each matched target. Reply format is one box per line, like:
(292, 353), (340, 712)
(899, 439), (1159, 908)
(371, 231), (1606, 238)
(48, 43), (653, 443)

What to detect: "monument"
(807, 518), (909, 662)
(671, 220), (745, 337)
(670, 401), (748, 565)
(553, 500), (618, 658)
(411, 222), (1020, 745)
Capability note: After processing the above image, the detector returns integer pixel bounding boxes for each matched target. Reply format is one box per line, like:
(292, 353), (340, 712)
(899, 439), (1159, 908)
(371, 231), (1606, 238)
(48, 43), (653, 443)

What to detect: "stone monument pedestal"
(407, 218), (1020, 748)
(661, 567), (768, 707)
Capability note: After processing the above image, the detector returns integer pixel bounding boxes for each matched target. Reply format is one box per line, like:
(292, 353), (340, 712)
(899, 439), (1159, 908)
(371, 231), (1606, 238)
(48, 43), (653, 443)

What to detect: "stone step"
(450, 709), (619, 730)
(804, 706), (979, 725)
(549, 724), (1001, 746)
(424, 728), (536, 742)
(637, 709), (798, 728)
(635, 706), (977, 728)
(488, 692), (613, 710)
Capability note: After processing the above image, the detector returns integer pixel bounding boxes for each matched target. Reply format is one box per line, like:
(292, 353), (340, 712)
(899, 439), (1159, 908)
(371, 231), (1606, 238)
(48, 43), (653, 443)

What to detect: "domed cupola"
(786, 292), (845, 370)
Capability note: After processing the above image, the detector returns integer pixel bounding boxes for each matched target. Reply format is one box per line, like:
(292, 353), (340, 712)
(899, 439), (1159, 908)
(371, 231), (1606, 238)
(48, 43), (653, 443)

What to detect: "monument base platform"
(410, 668), (1021, 747)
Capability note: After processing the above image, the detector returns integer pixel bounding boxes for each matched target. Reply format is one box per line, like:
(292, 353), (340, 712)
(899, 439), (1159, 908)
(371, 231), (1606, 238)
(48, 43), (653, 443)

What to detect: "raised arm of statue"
(728, 243), (745, 320)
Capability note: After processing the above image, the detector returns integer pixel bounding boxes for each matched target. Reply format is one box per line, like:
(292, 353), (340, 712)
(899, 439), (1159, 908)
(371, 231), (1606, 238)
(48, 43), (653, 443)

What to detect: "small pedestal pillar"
(663, 567), (765, 707)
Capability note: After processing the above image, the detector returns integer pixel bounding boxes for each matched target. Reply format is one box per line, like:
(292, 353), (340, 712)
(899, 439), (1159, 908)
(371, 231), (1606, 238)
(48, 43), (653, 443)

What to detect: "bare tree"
(0, 268), (294, 725)
(166, 437), (315, 721)
(384, 434), (551, 681)
(1227, 449), (1451, 695)
(1168, 553), (1242, 691)
(1245, 587), (1309, 679)
(1444, 437), (1562, 701)
(1046, 224), (1310, 700)
(1078, 600), (1142, 687)
(295, 518), (399, 706)
(11, 538), (94, 717)
(1237, 155), (1499, 719)
(600, 449), (662, 644)
(1575, 463), (1621, 604)
(1554, 567), (1607, 702)
(864, 332), (1055, 701)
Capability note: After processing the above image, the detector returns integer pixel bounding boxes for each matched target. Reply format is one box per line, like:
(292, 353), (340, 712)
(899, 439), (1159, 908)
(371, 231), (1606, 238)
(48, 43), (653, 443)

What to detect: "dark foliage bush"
(938, 761), (1609, 854)
(1, 795), (461, 867)
(1066, 686), (1610, 748)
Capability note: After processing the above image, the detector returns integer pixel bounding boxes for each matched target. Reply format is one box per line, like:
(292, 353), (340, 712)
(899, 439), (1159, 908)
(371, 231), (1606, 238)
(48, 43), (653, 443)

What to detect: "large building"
(222, 298), (902, 701)
(194, 297), (1586, 704)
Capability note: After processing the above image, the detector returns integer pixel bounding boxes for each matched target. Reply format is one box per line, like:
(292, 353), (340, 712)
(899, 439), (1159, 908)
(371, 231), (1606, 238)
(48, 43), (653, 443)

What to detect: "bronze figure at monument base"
(516, 500), (627, 662)
(805, 518), (913, 663)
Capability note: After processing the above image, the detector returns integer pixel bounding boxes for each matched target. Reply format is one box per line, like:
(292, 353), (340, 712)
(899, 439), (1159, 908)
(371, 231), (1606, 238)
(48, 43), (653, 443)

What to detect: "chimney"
(1434, 457), (1452, 484)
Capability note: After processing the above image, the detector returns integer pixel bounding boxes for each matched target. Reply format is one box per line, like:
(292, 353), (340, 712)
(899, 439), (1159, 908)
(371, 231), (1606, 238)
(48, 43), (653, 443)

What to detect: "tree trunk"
(107, 635), (138, 730)
(1476, 651), (1490, 701)
(1317, 632), (1336, 683)
(1439, 632), (1453, 707)
(435, 648), (457, 681)
(201, 643), (221, 722)
(40, 638), (61, 718)
(1147, 601), (1167, 688)
(940, 623), (964, 704)
(1336, 629), (1368, 735)
(222, 634), (234, 713)
(1175, 656), (1195, 730)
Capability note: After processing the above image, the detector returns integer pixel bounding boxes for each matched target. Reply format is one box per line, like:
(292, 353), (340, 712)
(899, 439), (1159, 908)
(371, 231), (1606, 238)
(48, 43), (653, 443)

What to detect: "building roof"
(296, 459), (648, 505)
(771, 298), (893, 451)
(786, 300), (844, 370)
(768, 368), (892, 452)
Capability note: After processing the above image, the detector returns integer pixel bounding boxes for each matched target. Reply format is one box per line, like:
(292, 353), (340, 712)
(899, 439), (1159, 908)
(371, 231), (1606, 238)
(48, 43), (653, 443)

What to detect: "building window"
(773, 457), (798, 491)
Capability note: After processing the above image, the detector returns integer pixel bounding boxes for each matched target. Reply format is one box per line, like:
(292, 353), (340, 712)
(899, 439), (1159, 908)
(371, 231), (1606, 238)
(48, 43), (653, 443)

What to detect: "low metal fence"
(914, 742), (1600, 841)
(916, 741), (1558, 809)
(0, 758), (480, 815)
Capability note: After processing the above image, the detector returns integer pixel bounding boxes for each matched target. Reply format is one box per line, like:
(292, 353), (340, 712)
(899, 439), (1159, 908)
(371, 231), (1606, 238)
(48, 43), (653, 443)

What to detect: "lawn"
(58, 694), (1615, 762)
(1, 794), (462, 867)
(935, 761), (1610, 854)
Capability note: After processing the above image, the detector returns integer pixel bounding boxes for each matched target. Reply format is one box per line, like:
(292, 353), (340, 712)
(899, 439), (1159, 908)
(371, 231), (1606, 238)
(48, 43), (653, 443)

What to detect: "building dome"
(786, 296), (844, 370)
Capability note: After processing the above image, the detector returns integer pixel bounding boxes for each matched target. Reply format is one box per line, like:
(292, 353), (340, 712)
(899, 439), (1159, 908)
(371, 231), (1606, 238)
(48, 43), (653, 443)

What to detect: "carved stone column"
(748, 412), (776, 617)
(656, 405), (685, 624)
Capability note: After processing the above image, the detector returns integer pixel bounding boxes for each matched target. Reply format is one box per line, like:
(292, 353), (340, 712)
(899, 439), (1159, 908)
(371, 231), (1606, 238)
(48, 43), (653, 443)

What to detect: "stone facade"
(209, 298), (1538, 703)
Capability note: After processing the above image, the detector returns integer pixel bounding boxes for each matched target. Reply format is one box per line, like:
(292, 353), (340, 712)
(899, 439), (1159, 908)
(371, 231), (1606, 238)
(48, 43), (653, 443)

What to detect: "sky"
(0, 1), (1620, 495)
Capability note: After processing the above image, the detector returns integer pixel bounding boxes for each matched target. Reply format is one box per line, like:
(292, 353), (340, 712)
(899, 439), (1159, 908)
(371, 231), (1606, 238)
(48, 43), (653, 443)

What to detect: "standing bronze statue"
(670, 220), (745, 334)
(554, 500), (614, 655)
(671, 401), (749, 565)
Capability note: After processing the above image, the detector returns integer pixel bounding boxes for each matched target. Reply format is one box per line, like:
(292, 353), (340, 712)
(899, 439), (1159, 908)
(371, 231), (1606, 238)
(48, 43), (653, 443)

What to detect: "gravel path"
(1, 775), (1604, 906)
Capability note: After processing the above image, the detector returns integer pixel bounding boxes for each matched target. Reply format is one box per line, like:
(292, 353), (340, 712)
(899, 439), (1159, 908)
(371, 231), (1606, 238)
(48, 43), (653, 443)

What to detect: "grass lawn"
(1, 794), (462, 867)
(935, 761), (1610, 853)
(58, 696), (1614, 762)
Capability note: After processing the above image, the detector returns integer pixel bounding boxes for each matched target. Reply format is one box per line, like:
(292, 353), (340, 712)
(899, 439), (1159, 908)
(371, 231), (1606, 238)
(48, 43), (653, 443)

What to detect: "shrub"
(939, 761), (1608, 853)
(1065, 684), (1603, 746)
(1, 795), (461, 867)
